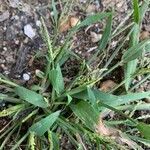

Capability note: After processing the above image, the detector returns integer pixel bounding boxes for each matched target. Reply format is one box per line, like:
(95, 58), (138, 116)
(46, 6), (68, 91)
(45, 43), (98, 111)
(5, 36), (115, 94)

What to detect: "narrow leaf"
(87, 86), (96, 104)
(133, 0), (140, 23)
(122, 39), (150, 62)
(124, 24), (140, 90)
(67, 94), (72, 105)
(52, 0), (58, 26)
(73, 12), (111, 31)
(0, 104), (25, 117)
(98, 13), (112, 51)
(137, 122), (150, 140)
(30, 111), (60, 136)
(88, 13), (113, 63)
(15, 86), (48, 108)
(73, 88), (150, 107)
(49, 64), (64, 94)
(70, 101), (99, 130)
(139, 0), (149, 24)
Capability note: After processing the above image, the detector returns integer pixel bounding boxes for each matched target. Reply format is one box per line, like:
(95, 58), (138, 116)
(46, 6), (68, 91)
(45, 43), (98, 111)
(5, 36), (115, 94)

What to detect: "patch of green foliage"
(0, 0), (150, 149)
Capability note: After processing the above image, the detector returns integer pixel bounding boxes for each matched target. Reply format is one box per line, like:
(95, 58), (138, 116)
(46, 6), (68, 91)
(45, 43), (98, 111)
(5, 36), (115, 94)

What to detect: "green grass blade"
(22, 109), (39, 123)
(139, 0), (149, 24)
(73, 88), (150, 107)
(48, 131), (60, 150)
(73, 12), (111, 31)
(88, 13), (113, 64)
(124, 0), (149, 91)
(117, 103), (150, 111)
(122, 39), (149, 62)
(49, 64), (64, 94)
(133, 0), (140, 23)
(29, 111), (60, 136)
(70, 101), (99, 130)
(87, 86), (96, 105)
(41, 17), (54, 67)
(98, 101), (136, 123)
(0, 126), (18, 150)
(55, 12), (112, 64)
(125, 0), (139, 91)
(129, 135), (150, 147)
(10, 132), (29, 150)
(137, 122), (150, 140)
(124, 22), (140, 91)
(51, 0), (58, 27)
(15, 86), (49, 108)
(0, 93), (21, 103)
(28, 132), (35, 150)
(0, 104), (25, 117)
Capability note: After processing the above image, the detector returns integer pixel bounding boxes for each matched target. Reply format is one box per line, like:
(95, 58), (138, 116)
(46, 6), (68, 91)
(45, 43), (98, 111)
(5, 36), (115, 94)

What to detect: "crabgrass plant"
(0, 0), (150, 149)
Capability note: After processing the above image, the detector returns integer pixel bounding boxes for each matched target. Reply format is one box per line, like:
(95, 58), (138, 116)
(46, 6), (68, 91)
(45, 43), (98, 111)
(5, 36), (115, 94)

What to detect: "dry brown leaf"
(70, 16), (80, 27)
(59, 18), (71, 32)
(99, 80), (117, 92)
(59, 16), (80, 32)
(95, 116), (119, 136)
(140, 31), (150, 40)
(90, 31), (102, 43)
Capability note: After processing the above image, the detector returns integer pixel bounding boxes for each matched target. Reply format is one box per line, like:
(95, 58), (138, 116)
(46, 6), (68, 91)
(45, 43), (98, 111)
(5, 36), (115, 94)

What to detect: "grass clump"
(0, 0), (150, 149)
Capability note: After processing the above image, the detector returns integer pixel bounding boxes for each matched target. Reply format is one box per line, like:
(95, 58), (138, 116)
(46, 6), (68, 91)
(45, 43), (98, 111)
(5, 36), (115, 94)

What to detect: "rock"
(140, 31), (150, 40)
(24, 24), (36, 39)
(23, 73), (30, 81)
(90, 31), (102, 43)
(36, 20), (41, 27)
(99, 80), (117, 92)
(0, 11), (10, 22)
(9, 0), (21, 8)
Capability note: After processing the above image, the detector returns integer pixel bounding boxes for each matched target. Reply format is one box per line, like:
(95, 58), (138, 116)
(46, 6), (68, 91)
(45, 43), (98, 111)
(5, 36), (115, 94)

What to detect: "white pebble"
(50, 11), (54, 16)
(23, 73), (30, 81)
(24, 24), (36, 39)
(36, 20), (41, 27)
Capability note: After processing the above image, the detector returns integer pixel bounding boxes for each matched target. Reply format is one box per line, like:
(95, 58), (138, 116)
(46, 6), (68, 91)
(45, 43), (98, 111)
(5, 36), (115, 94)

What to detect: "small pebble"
(3, 47), (7, 51)
(50, 11), (54, 16)
(15, 40), (19, 45)
(36, 20), (41, 27)
(23, 73), (30, 81)
(24, 24), (36, 39)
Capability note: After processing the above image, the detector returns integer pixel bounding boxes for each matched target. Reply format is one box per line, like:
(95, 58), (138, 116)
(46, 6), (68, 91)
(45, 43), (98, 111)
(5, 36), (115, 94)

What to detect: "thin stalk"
(0, 78), (18, 87)
(100, 61), (122, 79)
(112, 1), (142, 35)
(0, 124), (17, 139)
(0, 126), (18, 150)
(0, 94), (21, 103)
(129, 74), (150, 92)
(104, 27), (134, 69)
(10, 132), (29, 150)
(112, 22), (134, 38)
(98, 101), (137, 124)
(0, 120), (12, 133)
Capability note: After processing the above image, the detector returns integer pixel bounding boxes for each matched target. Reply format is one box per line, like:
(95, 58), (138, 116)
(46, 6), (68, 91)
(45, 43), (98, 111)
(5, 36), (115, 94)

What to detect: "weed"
(0, 0), (150, 149)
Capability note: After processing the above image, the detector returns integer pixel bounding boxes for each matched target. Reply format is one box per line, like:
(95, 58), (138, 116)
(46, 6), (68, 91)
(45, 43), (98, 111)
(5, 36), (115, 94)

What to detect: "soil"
(0, 0), (150, 149)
